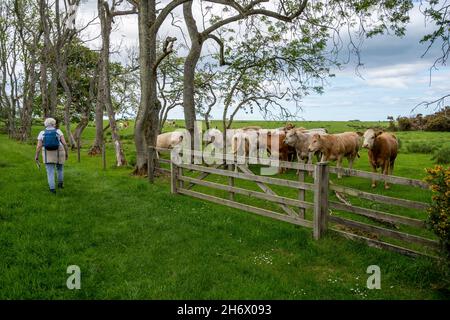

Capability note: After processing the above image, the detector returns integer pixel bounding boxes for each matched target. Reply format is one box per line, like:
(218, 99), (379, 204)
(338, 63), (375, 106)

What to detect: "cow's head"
(284, 129), (297, 146)
(204, 128), (222, 144)
(308, 134), (322, 152)
(362, 129), (382, 149)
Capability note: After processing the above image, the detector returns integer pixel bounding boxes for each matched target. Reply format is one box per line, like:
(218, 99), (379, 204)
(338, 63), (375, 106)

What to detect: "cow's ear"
(356, 131), (363, 137)
(375, 130), (383, 137)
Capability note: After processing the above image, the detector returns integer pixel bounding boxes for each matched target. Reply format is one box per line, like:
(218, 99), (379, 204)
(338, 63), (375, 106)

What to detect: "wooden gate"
(151, 147), (437, 258)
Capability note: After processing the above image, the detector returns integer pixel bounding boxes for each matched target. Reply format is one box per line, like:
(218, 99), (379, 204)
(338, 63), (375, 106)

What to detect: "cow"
(231, 128), (260, 165)
(156, 131), (185, 149)
(362, 129), (398, 189)
(204, 127), (222, 144)
(308, 132), (361, 178)
(265, 130), (291, 173)
(284, 129), (316, 164)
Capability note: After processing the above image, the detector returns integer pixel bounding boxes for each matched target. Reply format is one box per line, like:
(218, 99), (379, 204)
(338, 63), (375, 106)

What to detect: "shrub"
(406, 142), (437, 154)
(388, 107), (450, 132)
(424, 165), (450, 258)
(424, 115), (450, 132)
(397, 116), (412, 131)
(433, 144), (450, 164)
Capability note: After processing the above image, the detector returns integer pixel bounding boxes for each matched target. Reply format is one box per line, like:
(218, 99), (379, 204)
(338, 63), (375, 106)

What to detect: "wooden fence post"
(148, 146), (155, 183)
(298, 170), (305, 219)
(178, 166), (184, 189)
(228, 164), (235, 201)
(102, 143), (106, 170)
(171, 160), (178, 194)
(313, 162), (329, 240)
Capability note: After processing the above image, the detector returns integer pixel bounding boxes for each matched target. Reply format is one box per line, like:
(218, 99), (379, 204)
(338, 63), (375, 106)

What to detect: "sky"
(76, 0), (450, 121)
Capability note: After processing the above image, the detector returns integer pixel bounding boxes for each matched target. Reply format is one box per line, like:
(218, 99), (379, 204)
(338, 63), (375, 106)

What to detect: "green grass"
(1, 121), (449, 299)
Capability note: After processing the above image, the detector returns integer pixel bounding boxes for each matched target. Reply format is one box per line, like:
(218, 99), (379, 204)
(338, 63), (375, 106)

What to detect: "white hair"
(44, 118), (57, 127)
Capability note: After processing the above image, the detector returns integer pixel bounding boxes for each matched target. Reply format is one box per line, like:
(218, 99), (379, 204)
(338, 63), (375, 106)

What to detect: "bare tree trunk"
(19, 58), (37, 141)
(97, 0), (127, 166)
(183, 1), (201, 150)
(49, 67), (58, 117)
(72, 107), (89, 148)
(59, 70), (76, 147)
(39, 0), (50, 117)
(89, 77), (104, 155)
(133, 0), (157, 175)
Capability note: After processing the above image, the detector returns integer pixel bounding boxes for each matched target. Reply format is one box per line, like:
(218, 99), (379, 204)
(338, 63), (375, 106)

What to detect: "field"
(0, 120), (449, 299)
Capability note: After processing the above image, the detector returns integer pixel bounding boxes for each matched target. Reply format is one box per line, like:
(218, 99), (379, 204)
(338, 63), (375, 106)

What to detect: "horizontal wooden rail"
(328, 167), (428, 189)
(178, 188), (313, 229)
(329, 216), (439, 249)
(331, 228), (436, 259)
(156, 167), (170, 174)
(150, 146), (315, 172)
(157, 158), (171, 164)
(329, 201), (426, 228)
(179, 175), (314, 210)
(178, 163), (315, 191)
(330, 185), (429, 211)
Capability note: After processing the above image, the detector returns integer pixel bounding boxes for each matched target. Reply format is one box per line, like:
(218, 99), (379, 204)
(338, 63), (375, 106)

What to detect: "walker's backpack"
(43, 129), (60, 150)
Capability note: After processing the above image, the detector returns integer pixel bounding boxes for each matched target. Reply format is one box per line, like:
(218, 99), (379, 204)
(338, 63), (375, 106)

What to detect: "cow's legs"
(296, 151), (301, 175)
(281, 152), (288, 173)
(337, 156), (343, 179)
(307, 152), (314, 176)
(390, 159), (395, 175)
(371, 164), (377, 188)
(348, 156), (354, 170)
(383, 161), (390, 189)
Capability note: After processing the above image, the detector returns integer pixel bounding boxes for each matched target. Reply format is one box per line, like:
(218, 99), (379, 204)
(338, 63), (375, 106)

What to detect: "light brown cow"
(362, 129), (398, 189)
(266, 130), (290, 173)
(308, 132), (361, 178)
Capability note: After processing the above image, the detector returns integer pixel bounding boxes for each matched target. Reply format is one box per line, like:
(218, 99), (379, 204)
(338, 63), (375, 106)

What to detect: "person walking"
(35, 118), (69, 193)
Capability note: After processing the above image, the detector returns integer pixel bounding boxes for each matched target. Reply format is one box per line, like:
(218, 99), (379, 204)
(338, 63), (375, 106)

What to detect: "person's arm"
(35, 140), (42, 161)
(60, 135), (69, 160)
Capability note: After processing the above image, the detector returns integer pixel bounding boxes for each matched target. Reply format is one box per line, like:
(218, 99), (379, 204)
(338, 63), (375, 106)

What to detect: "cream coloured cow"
(156, 131), (185, 149)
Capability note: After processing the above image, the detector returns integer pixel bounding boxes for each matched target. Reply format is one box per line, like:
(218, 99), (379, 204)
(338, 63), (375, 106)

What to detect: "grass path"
(0, 134), (448, 299)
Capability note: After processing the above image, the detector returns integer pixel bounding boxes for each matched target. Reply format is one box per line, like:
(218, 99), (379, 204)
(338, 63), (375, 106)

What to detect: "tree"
(0, 0), (20, 138)
(417, 0), (450, 109)
(156, 47), (184, 132)
(65, 40), (99, 147)
(14, 0), (42, 141)
(180, 0), (413, 152)
(89, 0), (136, 166)
(131, 0), (186, 175)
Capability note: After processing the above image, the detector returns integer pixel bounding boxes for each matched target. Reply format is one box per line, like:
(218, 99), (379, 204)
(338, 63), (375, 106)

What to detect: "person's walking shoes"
(50, 189), (56, 194)
(58, 182), (64, 189)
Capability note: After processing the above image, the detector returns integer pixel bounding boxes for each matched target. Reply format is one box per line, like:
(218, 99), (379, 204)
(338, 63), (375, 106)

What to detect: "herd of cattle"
(156, 123), (399, 189)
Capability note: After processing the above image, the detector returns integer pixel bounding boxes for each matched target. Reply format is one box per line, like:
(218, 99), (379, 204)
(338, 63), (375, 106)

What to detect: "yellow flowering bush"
(425, 165), (450, 257)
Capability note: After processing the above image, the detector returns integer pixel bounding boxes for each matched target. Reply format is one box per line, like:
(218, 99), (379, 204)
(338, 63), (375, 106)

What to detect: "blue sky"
(78, 1), (450, 121)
